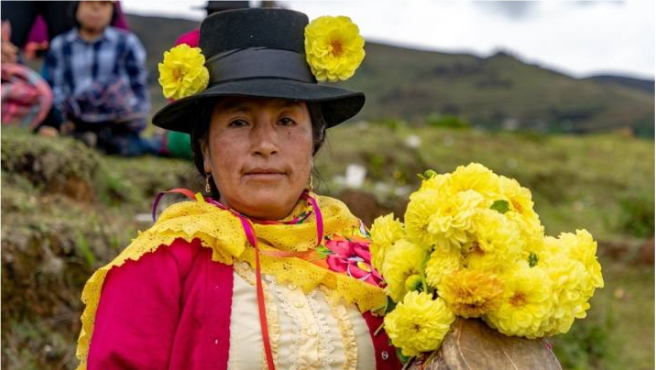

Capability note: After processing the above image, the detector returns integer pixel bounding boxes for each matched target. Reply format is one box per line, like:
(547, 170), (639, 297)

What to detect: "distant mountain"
(338, 45), (654, 136)
(127, 14), (654, 137)
(583, 75), (654, 95)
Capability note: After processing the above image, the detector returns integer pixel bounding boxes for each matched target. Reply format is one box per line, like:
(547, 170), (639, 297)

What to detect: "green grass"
(315, 124), (654, 240)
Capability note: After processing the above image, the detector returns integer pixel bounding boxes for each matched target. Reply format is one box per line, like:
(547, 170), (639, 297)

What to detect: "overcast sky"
(122, 1), (655, 80)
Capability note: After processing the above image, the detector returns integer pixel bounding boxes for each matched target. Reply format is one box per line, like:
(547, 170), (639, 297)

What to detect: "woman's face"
(202, 97), (314, 220)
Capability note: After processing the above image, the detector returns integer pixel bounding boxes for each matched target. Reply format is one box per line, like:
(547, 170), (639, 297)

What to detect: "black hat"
(152, 8), (365, 133)
(194, 1), (250, 14)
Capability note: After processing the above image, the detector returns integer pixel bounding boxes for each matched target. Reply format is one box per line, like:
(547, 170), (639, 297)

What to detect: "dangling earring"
(307, 175), (314, 191)
(205, 173), (212, 193)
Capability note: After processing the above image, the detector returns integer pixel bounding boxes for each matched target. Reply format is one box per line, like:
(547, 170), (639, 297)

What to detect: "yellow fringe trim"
(75, 196), (386, 370)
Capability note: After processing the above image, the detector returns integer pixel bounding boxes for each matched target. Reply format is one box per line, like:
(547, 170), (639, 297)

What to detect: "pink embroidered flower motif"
(324, 235), (382, 286)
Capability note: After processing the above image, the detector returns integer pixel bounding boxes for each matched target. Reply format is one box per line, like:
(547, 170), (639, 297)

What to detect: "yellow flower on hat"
(158, 44), (210, 100)
(304, 15), (365, 82)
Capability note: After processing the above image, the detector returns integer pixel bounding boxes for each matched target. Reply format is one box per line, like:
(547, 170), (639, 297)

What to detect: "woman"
(75, 8), (402, 370)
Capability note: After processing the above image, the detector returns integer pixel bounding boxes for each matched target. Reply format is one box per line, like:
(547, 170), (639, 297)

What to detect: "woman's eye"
(228, 119), (249, 128)
(279, 117), (297, 126)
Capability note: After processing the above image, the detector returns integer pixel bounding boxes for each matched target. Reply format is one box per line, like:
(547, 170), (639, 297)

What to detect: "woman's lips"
(243, 169), (287, 181)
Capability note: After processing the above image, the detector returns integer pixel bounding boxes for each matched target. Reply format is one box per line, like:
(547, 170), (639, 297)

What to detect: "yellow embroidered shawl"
(76, 194), (386, 369)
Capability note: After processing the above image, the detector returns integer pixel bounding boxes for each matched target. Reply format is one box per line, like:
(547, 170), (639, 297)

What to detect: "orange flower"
(437, 269), (504, 318)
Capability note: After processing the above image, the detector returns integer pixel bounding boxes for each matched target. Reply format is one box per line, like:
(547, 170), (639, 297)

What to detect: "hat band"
(206, 47), (316, 85)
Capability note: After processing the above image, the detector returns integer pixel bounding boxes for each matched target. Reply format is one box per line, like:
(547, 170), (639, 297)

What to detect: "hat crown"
(199, 8), (309, 58)
(204, 1), (250, 11)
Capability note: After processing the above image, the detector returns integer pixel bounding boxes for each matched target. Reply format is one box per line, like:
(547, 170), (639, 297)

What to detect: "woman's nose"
(250, 121), (279, 157)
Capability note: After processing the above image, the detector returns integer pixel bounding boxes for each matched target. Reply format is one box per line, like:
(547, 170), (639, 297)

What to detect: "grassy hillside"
(1, 126), (653, 369)
(125, 14), (654, 136)
(584, 75), (655, 95)
(337, 45), (654, 135)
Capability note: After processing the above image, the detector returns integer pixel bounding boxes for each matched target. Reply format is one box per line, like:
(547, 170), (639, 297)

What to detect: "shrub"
(425, 113), (470, 129)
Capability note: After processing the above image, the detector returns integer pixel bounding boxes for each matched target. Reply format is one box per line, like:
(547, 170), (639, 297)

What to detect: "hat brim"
(152, 79), (365, 133)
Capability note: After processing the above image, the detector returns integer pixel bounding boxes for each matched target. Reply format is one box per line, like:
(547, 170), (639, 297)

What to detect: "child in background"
(43, 1), (160, 156)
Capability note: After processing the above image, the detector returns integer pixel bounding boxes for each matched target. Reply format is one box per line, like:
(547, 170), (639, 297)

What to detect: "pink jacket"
(87, 238), (402, 370)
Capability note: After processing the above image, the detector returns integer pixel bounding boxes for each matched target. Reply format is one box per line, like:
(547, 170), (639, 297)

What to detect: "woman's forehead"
(213, 97), (305, 114)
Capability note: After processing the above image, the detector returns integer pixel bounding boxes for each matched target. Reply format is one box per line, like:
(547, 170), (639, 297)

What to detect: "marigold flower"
(447, 163), (501, 198)
(370, 213), (405, 272)
(426, 190), (486, 250)
(498, 175), (536, 218)
(158, 44), (209, 100)
(464, 209), (523, 273)
(535, 232), (602, 336)
(382, 239), (427, 302)
(497, 176), (543, 238)
(404, 189), (443, 248)
(536, 257), (590, 336)
(416, 172), (450, 194)
(437, 269), (504, 318)
(384, 291), (455, 357)
(558, 230), (604, 292)
(425, 247), (462, 288)
(485, 262), (553, 338)
(304, 16), (365, 82)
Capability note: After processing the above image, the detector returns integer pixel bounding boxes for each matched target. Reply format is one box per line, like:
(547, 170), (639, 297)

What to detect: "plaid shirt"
(43, 26), (150, 125)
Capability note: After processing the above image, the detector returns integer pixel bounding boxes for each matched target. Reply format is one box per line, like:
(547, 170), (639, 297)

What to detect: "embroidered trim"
(322, 287), (358, 370)
(267, 274), (302, 370)
(307, 290), (336, 369)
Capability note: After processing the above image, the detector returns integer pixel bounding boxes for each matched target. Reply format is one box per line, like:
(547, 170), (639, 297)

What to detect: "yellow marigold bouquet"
(370, 163), (604, 359)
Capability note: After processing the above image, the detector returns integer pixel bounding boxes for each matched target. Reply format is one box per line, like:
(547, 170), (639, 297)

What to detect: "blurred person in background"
(1, 21), (53, 131)
(1, 1), (77, 53)
(42, 1), (161, 156)
(1, 1), (130, 61)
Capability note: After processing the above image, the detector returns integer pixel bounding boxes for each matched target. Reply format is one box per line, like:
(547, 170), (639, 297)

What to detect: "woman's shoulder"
(107, 237), (207, 283)
(159, 237), (205, 272)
